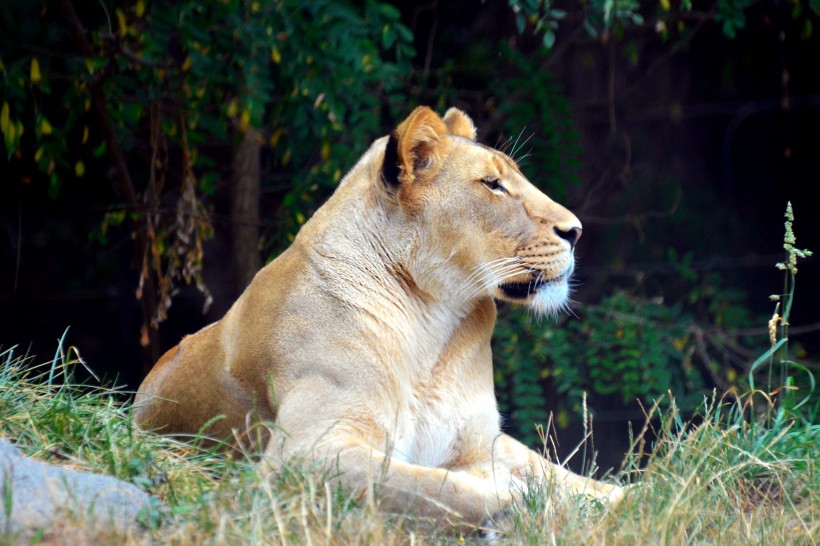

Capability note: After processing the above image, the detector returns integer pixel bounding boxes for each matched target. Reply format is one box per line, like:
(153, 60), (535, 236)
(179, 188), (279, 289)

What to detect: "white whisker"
(509, 128), (524, 160)
(463, 259), (522, 289)
(511, 131), (534, 162)
(461, 257), (519, 287)
(458, 261), (518, 300)
(514, 150), (533, 165)
(457, 258), (530, 303)
(461, 265), (529, 302)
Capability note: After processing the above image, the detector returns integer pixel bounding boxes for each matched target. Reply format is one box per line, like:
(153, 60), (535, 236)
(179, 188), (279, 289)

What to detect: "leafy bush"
(1, 0), (414, 335)
(494, 284), (751, 446)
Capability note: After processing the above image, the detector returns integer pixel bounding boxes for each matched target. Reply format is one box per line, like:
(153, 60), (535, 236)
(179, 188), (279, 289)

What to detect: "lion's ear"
(442, 108), (477, 141)
(384, 106), (449, 187)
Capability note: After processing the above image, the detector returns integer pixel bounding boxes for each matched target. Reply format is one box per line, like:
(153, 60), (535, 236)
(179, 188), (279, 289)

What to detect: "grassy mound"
(0, 341), (816, 545)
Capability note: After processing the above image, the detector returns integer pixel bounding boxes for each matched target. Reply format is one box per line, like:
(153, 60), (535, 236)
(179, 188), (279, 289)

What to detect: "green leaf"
(515, 12), (526, 34)
(121, 102), (142, 127)
(377, 2), (401, 20)
(543, 30), (556, 49)
(748, 338), (788, 392)
(92, 141), (107, 158)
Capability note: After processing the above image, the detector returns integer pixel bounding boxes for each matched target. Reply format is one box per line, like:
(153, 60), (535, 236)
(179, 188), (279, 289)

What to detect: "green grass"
(0, 340), (816, 545)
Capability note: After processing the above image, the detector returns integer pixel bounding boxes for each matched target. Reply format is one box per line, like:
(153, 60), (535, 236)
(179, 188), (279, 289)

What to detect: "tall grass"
(0, 203), (816, 544)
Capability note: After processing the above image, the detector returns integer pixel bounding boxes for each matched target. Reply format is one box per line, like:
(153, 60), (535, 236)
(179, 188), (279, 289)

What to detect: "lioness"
(135, 106), (625, 526)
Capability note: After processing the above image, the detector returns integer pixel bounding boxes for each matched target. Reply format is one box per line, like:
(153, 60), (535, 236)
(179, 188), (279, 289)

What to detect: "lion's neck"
(301, 186), (487, 370)
(306, 180), (469, 300)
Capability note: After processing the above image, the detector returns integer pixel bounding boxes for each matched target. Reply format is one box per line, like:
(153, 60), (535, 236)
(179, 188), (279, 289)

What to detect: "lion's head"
(378, 106), (582, 316)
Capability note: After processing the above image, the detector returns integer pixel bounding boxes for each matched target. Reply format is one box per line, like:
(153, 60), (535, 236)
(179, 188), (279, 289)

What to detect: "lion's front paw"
(597, 481), (637, 508)
(477, 505), (516, 543)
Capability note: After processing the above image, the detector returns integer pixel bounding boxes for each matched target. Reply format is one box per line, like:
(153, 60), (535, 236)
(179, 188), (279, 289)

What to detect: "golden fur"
(135, 107), (625, 526)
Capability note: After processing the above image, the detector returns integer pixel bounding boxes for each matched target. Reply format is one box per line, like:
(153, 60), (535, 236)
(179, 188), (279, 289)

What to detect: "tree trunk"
(230, 129), (262, 296)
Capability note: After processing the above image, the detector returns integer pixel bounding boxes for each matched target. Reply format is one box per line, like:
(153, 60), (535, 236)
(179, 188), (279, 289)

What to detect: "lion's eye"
(481, 176), (507, 195)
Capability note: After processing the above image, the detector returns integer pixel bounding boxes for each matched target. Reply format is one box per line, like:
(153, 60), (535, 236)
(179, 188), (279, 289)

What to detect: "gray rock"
(0, 438), (155, 544)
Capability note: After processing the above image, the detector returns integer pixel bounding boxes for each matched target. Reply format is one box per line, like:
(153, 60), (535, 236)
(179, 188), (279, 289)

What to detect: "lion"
(134, 106), (626, 527)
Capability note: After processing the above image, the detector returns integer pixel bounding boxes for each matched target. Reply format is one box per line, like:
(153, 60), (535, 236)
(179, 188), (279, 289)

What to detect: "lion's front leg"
(491, 433), (627, 505)
(340, 442), (513, 525)
(262, 428), (512, 526)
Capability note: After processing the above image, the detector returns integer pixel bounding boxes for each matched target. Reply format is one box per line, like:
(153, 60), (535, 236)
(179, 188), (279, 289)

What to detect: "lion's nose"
(555, 226), (582, 249)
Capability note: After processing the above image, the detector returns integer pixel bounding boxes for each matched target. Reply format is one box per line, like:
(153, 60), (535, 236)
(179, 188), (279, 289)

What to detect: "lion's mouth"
(498, 277), (556, 300)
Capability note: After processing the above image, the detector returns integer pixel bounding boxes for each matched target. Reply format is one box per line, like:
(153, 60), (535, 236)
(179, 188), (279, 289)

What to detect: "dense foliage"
(2, 0), (413, 351)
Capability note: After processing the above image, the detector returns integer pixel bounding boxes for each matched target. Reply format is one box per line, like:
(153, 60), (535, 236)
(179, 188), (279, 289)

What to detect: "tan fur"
(134, 107), (625, 527)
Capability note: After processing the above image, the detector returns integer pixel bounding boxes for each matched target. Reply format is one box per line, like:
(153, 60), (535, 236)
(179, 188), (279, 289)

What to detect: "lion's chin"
(528, 281), (570, 316)
(495, 276), (570, 316)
